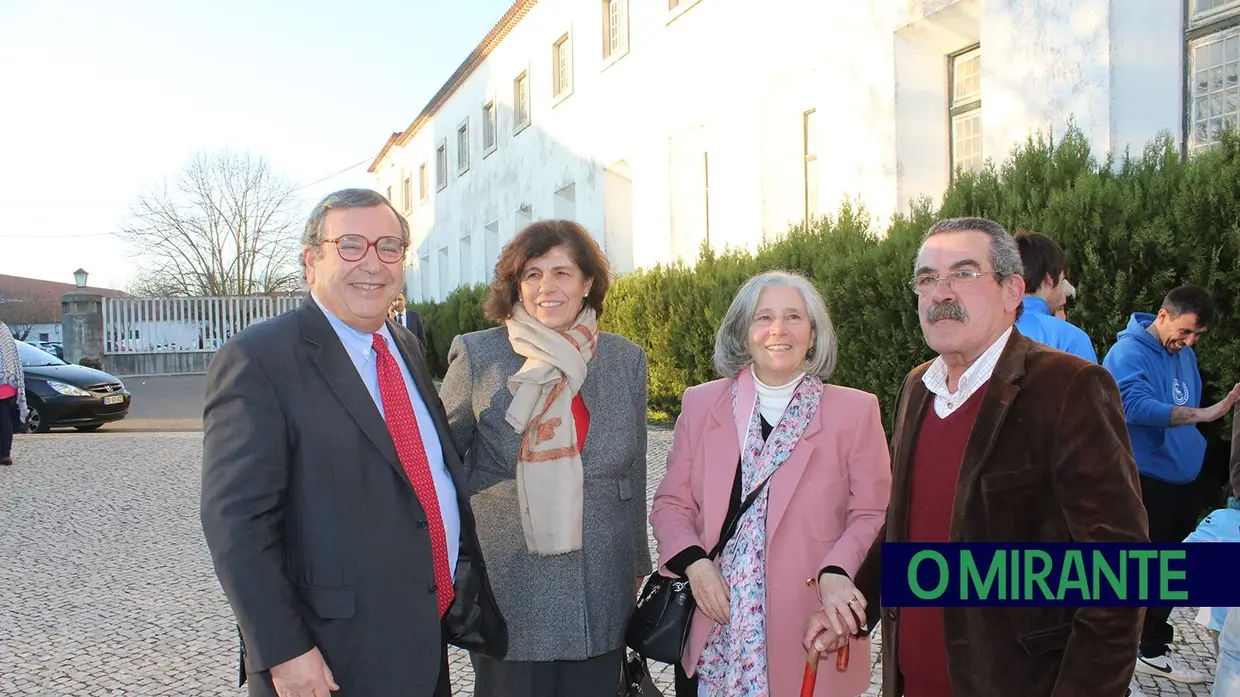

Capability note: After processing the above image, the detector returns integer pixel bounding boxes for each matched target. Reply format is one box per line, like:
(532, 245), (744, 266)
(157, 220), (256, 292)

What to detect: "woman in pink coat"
(649, 271), (891, 697)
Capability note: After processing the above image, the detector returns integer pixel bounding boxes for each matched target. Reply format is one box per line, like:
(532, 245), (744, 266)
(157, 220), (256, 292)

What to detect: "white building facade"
(370, 0), (1240, 302)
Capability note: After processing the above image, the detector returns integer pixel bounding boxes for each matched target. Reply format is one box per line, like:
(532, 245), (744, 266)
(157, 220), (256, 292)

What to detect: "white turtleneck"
(754, 371), (805, 426)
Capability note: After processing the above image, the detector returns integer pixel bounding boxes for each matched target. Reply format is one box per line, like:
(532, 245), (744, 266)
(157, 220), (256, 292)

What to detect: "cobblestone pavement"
(0, 429), (1222, 695)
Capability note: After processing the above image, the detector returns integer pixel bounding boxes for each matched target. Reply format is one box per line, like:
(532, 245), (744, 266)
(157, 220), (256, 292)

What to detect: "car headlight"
(47, 381), (91, 397)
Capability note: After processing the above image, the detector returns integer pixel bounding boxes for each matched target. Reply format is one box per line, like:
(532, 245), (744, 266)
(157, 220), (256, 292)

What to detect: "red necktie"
(372, 333), (455, 617)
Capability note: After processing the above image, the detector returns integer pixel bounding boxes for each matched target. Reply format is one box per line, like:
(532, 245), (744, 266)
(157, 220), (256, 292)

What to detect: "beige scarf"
(505, 304), (598, 556)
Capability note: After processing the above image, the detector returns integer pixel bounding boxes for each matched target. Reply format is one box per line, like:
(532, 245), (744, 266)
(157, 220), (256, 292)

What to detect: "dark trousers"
(0, 396), (15, 458)
(674, 659), (697, 697)
(470, 648), (624, 697)
(1138, 474), (1201, 658)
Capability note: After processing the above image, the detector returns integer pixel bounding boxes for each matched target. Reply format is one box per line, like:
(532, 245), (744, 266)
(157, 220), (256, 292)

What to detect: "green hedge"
(413, 126), (1240, 500)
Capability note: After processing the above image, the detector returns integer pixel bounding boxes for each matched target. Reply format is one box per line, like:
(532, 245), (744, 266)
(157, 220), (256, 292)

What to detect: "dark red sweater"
(572, 394), (589, 449)
(897, 385), (986, 697)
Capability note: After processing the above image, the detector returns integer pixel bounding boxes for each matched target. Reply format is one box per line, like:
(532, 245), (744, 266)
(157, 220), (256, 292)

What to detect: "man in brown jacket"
(809, 217), (1150, 696)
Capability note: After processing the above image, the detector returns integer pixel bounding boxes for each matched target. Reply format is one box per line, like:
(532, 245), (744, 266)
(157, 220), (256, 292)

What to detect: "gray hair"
(301, 188), (411, 278)
(713, 271), (838, 381)
(920, 217), (1023, 280)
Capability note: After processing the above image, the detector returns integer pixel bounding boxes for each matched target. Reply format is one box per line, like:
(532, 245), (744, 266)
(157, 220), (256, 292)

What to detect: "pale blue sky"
(0, 0), (516, 289)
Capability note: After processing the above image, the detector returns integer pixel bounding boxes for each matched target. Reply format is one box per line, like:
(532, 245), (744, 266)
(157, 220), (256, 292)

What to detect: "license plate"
(102, 395), (124, 405)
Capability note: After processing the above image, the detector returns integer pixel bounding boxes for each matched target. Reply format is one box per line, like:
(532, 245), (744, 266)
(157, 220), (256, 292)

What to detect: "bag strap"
(706, 471), (775, 561)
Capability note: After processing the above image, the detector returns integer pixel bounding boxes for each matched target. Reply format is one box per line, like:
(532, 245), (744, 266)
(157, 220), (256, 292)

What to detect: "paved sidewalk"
(0, 428), (1221, 695)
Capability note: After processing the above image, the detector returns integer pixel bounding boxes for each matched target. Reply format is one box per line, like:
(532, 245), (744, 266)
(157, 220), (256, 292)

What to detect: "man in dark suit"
(807, 218), (1149, 697)
(388, 292), (427, 348)
(201, 188), (504, 696)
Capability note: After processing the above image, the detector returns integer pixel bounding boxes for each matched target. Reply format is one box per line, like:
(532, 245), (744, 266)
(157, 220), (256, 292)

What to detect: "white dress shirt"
(313, 293), (460, 579)
(921, 327), (1012, 419)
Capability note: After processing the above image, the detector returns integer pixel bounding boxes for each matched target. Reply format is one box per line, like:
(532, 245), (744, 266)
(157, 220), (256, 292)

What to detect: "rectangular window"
(438, 247), (450, 298)
(457, 120), (470, 175)
(514, 72), (530, 132)
(1192, 0), (1240, 21)
(436, 141), (448, 190)
(459, 234), (472, 286)
(419, 250), (431, 301)
(418, 163), (428, 201)
(1188, 26), (1240, 151)
(803, 109), (818, 222)
(402, 175), (412, 213)
(553, 34), (573, 99)
(949, 46), (983, 177)
(485, 221), (500, 273)
(603, 0), (629, 61)
(482, 101), (497, 154)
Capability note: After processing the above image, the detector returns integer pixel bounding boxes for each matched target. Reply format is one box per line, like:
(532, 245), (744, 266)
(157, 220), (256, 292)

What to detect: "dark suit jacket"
(201, 298), (505, 697)
(854, 329), (1149, 697)
(406, 310), (427, 348)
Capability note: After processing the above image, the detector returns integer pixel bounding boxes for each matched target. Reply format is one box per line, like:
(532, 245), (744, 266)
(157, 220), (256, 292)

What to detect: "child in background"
(1183, 495), (1240, 655)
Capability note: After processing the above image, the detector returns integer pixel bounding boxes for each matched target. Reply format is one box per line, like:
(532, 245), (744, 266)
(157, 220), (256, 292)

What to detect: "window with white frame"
(949, 47), (983, 177)
(1188, 25), (1240, 150)
(514, 72), (530, 131)
(457, 120), (470, 174)
(803, 109), (818, 222)
(1192, 0), (1240, 21)
(418, 163), (428, 201)
(603, 0), (628, 61)
(482, 101), (497, 154)
(402, 174), (412, 213)
(553, 34), (573, 98)
(436, 141), (448, 191)
(459, 234), (472, 285)
(419, 248), (431, 301)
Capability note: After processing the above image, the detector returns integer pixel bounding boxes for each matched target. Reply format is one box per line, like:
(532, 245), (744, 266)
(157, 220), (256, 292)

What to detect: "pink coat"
(649, 378), (892, 697)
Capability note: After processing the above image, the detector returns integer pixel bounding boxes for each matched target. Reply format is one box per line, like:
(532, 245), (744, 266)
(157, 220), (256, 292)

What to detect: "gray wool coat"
(440, 326), (653, 662)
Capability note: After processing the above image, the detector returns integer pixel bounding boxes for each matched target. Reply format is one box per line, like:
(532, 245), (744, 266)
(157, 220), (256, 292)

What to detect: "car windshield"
(16, 340), (66, 367)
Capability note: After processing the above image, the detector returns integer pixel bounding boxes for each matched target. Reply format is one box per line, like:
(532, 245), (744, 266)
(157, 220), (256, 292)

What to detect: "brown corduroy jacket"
(854, 329), (1150, 697)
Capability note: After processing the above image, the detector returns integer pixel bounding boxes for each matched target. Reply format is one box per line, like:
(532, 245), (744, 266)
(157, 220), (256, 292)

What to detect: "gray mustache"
(926, 301), (968, 323)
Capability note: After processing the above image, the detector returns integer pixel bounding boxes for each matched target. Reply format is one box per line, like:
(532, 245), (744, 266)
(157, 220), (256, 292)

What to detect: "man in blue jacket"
(1013, 231), (1097, 361)
(1103, 284), (1240, 684)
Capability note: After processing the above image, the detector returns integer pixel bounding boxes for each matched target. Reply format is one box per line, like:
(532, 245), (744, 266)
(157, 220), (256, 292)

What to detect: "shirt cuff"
(665, 546), (708, 577)
(818, 565), (851, 581)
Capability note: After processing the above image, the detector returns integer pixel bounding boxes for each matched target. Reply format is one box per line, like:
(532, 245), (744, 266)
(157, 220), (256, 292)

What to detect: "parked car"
(17, 341), (131, 432)
(29, 341), (64, 359)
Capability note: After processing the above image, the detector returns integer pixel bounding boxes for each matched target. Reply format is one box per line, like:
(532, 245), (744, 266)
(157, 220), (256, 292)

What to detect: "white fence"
(102, 295), (303, 354)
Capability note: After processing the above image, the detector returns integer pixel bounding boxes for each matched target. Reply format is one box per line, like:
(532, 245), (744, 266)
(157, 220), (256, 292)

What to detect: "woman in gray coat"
(440, 219), (651, 697)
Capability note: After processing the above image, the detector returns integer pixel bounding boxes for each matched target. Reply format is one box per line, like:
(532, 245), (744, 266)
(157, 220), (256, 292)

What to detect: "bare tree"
(119, 151), (304, 296)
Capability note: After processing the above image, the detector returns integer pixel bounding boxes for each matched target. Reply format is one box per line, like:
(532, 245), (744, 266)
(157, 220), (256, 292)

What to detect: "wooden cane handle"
(801, 647), (820, 697)
(836, 642), (850, 672)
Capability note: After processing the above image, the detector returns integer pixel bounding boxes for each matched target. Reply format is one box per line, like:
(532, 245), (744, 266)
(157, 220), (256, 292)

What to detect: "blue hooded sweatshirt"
(1102, 313), (1206, 484)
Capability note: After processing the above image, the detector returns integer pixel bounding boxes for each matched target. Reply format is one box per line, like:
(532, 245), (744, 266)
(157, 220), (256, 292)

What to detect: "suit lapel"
(299, 300), (403, 479)
(888, 368), (931, 543)
(948, 332), (1028, 541)
(702, 385), (740, 552)
(765, 401), (822, 543)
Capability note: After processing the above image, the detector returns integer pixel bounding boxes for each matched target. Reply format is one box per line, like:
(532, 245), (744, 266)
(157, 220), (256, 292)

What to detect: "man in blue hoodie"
(1013, 231), (1097, 362)
(1103, 284), (1240, 683)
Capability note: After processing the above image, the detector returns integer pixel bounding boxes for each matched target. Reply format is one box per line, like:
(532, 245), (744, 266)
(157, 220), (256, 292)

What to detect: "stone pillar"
(61, 292), (104, 368)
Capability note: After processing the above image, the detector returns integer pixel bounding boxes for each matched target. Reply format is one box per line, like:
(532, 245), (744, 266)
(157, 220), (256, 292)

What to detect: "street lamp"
(73, 268), (88, 289)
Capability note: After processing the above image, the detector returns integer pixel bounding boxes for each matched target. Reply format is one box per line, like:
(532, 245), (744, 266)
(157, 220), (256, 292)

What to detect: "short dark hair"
(483, 219), (611, 322)
(1162, 284), (1214, 327)
(1013, 230), (1067, 294)
(301, 188), (410, 280)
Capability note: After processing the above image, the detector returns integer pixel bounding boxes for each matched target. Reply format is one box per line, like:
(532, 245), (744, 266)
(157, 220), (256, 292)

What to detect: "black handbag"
(625, 472), (775, 664)
(618, 651), (664, 696)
